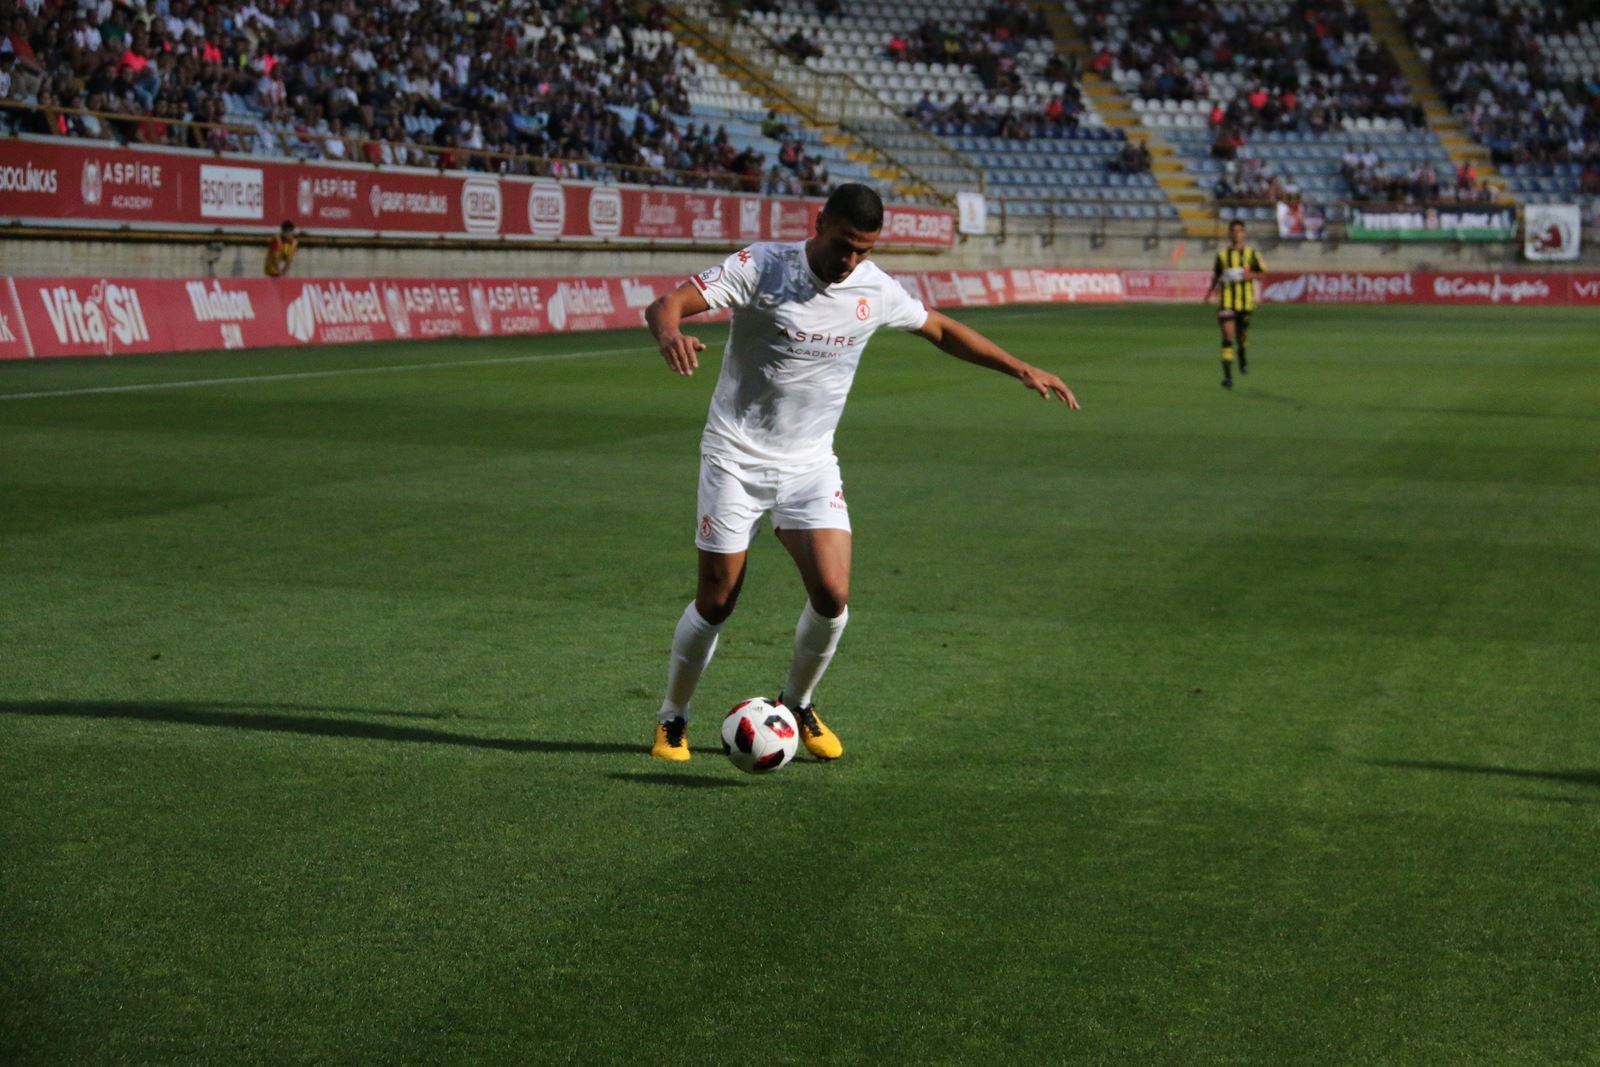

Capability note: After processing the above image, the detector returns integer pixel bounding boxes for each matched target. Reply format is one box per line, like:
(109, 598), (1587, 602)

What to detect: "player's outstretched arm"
(914, 309), (1079, 408)
(646, 282), (712, 376)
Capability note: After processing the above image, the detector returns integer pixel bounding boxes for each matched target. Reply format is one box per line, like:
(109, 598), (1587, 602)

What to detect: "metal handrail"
(991, 191), (1523, 245)
(0, 98), (836, 196)
(991, 194), (1185, 242)
(2, 99), (265, 151)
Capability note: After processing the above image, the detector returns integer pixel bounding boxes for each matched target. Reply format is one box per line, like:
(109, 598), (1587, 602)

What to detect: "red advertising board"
(3, 273), (734, 357)
(0, 278), (32, 359)
(914, 268), (1126, 308)
(1572, 275), (1600, 303)
(1258, 271), (1600, 305)
(3, 268), (1596, 359)
(0, 136), (955, 248)
(1122, 269), (1213, 302)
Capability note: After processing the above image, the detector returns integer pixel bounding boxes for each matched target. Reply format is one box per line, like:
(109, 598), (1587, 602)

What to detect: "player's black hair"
(1228, 219), (1246, 232)
(281, 219), (296, 232)
(821, 183), (884, 232)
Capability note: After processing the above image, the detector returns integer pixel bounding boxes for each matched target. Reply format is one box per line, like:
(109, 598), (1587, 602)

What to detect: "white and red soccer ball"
(720, 697), (799, 774)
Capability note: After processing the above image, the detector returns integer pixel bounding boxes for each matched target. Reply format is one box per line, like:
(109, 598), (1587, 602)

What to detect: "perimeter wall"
(6, 267), (1597, 360)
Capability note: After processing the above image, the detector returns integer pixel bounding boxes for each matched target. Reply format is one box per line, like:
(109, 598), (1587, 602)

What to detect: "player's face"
(807, 216), (880, 284)
(1229, 224), (1246, 249)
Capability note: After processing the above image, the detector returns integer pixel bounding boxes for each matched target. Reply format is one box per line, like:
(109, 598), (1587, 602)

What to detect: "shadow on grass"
(1240, 389), (1600, 422)
(606, 772), (741, 789)
(1510, 792), (1600, 807)
(1235, 388), (1308, 411)
(1370, 759), (1600, 789)
(0, 699), (637, 755)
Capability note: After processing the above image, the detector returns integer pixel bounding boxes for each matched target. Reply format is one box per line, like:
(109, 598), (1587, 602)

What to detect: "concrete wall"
(4, 223), (1593, 280)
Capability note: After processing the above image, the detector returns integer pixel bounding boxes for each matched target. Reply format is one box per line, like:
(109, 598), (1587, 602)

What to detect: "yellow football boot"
(791, 703), (843, 760)
(651, 716), (691, 761)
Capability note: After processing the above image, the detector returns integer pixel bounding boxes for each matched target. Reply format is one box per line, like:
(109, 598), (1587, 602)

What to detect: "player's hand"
(1019, 365), (1079, 408)
(659, 332), (706, 376)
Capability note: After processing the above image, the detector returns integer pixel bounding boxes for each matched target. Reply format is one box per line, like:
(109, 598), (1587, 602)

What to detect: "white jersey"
(690, 241), (928, 466)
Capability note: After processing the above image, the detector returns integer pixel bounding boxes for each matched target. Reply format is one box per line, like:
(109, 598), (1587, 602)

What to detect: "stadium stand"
(1394, 0), (1600, 208)
(659, 0), (987, 204)
(1077, 0), (1426, 129)
(686, 0), (1175, 225)
(1167, 123), (1462, 224)
(5, 0), (1592, 231)
(0, 0), (856, 196)
(1062, 0), (1455, 212)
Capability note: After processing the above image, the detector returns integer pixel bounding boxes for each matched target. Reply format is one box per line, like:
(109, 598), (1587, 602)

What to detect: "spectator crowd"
(1400, 0), (1599, 172)
(1338, 142), (1497, 203)
(0, 0), (835, 193)
(1209, 141), (1500, 206)
(881, 1), (1083, 140)
(1083, 0), (1425, 153)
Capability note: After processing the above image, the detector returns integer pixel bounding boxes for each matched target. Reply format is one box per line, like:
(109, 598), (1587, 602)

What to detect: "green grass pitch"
(2, 304), (1597, 1064)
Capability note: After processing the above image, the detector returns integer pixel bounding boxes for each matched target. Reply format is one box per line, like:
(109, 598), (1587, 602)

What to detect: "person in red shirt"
(5, 15), (40, 69)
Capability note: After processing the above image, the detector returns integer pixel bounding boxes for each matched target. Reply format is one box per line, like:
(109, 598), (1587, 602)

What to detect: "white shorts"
(695, 454), (851, 553)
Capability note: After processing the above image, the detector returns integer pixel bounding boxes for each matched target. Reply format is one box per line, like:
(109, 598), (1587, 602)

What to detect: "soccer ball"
(720, 697), (799, 774)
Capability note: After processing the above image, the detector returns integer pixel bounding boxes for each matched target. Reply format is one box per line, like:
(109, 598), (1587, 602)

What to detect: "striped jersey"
(1213, 245), (1266, 311)
(265, 234), (299, 277)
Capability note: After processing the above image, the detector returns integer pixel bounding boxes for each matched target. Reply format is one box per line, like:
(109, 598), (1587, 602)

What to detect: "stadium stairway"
(1357, 0), (1509, 201)
(1035, 3), (1215, 237)
(651, 0), (978, 204)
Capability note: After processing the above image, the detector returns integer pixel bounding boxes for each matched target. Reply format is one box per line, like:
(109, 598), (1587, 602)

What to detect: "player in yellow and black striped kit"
(264, 220), (299, 277)
(1203, 220), (1266, 389)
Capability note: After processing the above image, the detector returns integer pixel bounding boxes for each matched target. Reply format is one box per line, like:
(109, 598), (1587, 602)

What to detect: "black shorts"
(1217, 309), (1252, 328)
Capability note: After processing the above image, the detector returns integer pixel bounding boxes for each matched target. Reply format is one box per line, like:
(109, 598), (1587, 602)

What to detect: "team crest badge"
(81, 160), (103, 205)
(855, 298), (870, 321)
(699, 515), (713, 539)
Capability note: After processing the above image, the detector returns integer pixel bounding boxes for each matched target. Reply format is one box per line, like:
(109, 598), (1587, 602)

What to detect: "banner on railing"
(1275, 201), (1328, 240)
(5, 268), (1597, 359)
(1347, 204), (1516, 242)
(956, 191), (987, 236)
(0, 137), (956, 248)
(1523, 204), (1582, 262)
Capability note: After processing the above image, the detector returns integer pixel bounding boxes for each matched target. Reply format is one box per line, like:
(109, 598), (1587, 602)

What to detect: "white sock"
(784, 602), (848, 709)
(659, 602), (723, 722)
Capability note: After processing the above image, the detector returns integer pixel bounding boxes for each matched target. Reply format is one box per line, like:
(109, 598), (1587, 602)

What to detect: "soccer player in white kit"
(645, 184), (1078, 761)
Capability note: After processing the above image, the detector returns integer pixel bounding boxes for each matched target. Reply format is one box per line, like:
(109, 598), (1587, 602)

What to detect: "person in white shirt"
(644, 183), (1078, 762)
